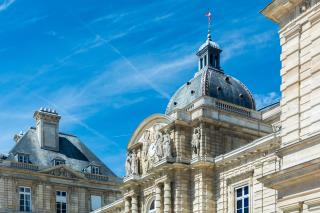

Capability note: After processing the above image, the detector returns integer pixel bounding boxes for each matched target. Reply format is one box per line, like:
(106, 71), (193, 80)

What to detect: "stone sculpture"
(192, 127), (201, 157)
(163, 132), (172, 158)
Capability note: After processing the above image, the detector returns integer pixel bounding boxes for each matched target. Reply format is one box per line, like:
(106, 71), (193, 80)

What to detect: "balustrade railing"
(215, 100), (251, 117)
(84, 173), (109, 181)
(10, 161), (38, 170)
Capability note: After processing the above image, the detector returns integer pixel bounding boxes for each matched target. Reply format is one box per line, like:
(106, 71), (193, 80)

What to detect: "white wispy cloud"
(221, 30), (276, 62)
(254, 92), (280, 109)
(0, 0), (15, 12)
(153, 13), (174, 22)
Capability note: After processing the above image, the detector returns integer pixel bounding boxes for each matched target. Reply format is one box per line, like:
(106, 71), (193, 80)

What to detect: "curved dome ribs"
(165, 30), (256, 115)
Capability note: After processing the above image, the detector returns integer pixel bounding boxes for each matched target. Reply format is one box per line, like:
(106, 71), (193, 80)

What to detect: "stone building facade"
(94, 0), (320, 213)
(0, 108), (122, 213)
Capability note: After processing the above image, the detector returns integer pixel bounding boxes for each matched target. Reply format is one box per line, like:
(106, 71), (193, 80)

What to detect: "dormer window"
(53, 159), (65, 166)
(91, 166), (100, 175)
(18, 154), (30, 163)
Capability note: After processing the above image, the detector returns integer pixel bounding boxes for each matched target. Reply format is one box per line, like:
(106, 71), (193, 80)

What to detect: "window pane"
(244, 207), (249, 213)
(56, 202), (61, 213)
(237, 200), (242, 209)
(150, 200), (155, 210)
(244, 198), (249, 207)
(244, 186), (249, 195)
(236, 188), (242, 197)
(62, 192), (66, 197)
(25, 188), (31, 193)
(237, 209), (242, 213)
(56, 191), (60, 196)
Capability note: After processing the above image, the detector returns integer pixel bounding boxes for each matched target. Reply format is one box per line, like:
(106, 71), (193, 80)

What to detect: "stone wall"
(0, 175), (121, 213)
(216, 152), (280, 213)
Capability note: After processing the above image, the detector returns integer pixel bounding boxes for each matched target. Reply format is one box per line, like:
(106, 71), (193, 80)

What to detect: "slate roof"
(166, 68), (256, 114)
(7, 127), (121, 182)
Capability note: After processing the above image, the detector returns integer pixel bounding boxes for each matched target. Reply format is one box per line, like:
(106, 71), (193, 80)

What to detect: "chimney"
(33, 107), (61, 151)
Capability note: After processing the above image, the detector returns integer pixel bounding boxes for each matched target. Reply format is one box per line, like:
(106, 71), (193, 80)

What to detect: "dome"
(198, 39), (220, 51)
(165, 69), (256, 114)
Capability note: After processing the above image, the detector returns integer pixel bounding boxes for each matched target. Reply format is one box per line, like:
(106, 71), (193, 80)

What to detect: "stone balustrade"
(10, 161), (38, 170)
(84, 173), (109, 181)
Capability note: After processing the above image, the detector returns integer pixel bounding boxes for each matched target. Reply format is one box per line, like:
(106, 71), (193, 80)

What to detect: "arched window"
(148, 199), (156, 213)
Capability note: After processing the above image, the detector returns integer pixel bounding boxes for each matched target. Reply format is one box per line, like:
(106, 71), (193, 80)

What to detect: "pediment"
(41, 165), (85, 179)
(127, 114), (172, 148)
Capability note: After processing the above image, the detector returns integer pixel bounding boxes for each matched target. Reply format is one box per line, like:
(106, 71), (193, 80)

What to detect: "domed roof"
(198, 39), (220, 51)
(165, 17), (255, 115)
(165, 69), (256, 114)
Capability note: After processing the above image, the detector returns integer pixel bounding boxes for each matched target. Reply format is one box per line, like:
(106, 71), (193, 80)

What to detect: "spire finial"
(205, 10), (212, 41)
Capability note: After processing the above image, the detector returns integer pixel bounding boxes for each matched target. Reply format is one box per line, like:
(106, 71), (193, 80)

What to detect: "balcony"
(10, 161), (39, 171)
(84, 173), (109, 181)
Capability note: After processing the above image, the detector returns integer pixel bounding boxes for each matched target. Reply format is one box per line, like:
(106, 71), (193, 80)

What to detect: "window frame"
(91, 166), (100, 175)
(227, 177), (253, 213)
(53, 159), (65, 166)
(18, 153), (30, 163)
(90, 195), (102, 211)
(56, 190), (67, 213)
(19, 186), (32, 212)
(235, 185), (249, 213)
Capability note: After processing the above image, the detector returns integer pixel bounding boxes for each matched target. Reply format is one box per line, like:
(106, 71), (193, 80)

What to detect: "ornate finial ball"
(40, 107), (44, 111)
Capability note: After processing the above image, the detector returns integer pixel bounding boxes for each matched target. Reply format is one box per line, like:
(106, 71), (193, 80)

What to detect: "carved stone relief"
(126, 123), (173, 176)
(125, 150), (141, 177)
(48, 167), (77, 179)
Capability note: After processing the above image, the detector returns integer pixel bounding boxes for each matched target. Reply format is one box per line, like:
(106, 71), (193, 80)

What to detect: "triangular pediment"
(40, 165), (85, 179)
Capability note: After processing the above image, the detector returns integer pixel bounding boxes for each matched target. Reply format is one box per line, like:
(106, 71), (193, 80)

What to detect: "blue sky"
(0, 0), (281, 176)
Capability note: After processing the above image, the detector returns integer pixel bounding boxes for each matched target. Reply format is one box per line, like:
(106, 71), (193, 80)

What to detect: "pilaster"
(155, 184), (162, 213)
(163, 180), (172, 213)
(131, 195), (138, 213)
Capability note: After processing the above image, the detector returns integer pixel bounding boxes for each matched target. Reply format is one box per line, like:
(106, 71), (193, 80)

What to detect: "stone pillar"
(124, 197), (130, 213)
(164, 180), (172, 213)
(155, 184), (162, 213)
(131, 196), (138, 213)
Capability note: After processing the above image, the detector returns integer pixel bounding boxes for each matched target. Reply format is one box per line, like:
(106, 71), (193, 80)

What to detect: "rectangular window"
(91, 166), (100, 175)
(235, 185), (249, 213)
(19, 187), (31, 212)
(18, 154), (29, 163)
(56, 191), (67, 213)
(90, 195), (102, 211)
(53, 159), (65, 166)
(200, 58), (203, 69)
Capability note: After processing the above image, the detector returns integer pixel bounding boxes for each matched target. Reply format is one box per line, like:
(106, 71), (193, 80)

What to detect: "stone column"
(155, 184), (162, 213)
(131, 196), (138, 213)
(124, 197), (130, 213)
(164, 180), (172, 213)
